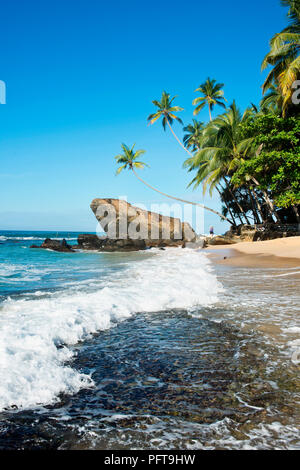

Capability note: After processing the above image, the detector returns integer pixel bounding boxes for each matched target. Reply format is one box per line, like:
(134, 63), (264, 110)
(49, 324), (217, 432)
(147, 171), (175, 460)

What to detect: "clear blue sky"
(0, 0), (287, 233)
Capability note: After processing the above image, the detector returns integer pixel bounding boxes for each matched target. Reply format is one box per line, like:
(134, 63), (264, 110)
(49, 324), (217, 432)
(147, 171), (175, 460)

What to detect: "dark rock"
(145, 239), (185, 248)
(251, 230), (300, 242)
(224, 223), (300, 243)
(77, 234), (106, 250)
(77, 234), (146, 252)
(30, 238), (75, 252)
(61, 239), (69, 249)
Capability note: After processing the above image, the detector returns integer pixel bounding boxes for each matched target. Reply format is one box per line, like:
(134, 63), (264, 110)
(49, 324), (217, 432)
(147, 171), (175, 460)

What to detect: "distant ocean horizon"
(0, 229), (97, 237)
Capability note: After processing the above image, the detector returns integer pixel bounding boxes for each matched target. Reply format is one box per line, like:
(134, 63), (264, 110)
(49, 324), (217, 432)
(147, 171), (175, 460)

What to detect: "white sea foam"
(283, 327), (300, 334)
(0, 264), (19, 277)
(0, 248), (222, 411)
(0, 263), (46, 282)
(273, 271), (300, 277)
(0, 236), (77, 241)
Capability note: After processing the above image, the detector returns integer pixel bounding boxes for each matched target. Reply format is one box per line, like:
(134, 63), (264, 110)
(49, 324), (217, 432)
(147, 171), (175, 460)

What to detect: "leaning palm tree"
(262, 0), (300, 115)
(193, 78), (227, 121)
(115, 143), (234, 223)
(147, 91), (192, 156)
(183, 119), (204, 152)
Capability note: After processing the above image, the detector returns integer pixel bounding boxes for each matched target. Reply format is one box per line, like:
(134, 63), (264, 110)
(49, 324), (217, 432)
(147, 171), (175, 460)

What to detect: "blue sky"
(0, 0), (287, 233)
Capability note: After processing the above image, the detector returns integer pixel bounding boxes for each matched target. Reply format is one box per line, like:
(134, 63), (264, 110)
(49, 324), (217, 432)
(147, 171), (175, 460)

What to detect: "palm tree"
(185, 103), (253, 186)
(193, 78), (227, 121)
(184, 102), (274, 224)
(183, 120), (204, 152)
(115, 144), (234, 224)
(262, 0), (300, 115)
(260, 83), (283, 114)
(147, 91), (193, 156)
(115, 143), (149, 174)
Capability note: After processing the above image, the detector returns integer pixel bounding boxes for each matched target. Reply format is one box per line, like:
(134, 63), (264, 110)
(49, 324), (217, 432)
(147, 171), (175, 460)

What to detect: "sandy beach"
(206, 236), (300, 268)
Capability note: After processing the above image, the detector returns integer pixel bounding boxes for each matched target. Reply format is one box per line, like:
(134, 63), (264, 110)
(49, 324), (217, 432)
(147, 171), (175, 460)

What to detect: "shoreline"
(205, 236), (300, 269)
(1, 230), (299, 449)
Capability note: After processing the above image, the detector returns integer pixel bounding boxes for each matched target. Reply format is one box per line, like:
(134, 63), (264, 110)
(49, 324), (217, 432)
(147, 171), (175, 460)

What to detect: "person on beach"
(209, 226), (214, 237)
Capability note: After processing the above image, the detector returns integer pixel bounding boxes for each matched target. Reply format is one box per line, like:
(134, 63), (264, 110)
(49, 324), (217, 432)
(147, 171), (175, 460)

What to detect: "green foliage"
(183, 120), (204, 151)
(147, 91), (183, 130)
(193, 78), (226, 120)
(233, 114), (300, 207)
(184, 102), (254, 195)
(115, 144), (148, 174)
(262, 0), (300, 116)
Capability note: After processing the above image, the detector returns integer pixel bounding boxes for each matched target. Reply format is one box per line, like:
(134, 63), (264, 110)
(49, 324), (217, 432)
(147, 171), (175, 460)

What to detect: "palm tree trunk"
(131, 168), (234, 225)
(208, 104), (212, 122)
(222, 182), (244, 225)
(251, 187), (266, 224)
(251, 177), (282, 223)
(246, 186), (261, 224)
(292, 205), (300, 230)
(223, 179), (249, 225)
(234, 188), (252, 225)
(216, 186), (236, 226)
(253, 144), (281, 224)
(166, 121), (193, 157)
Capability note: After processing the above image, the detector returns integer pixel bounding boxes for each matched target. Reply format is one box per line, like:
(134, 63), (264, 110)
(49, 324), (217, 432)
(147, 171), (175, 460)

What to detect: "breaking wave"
(0, 248), (222, 411)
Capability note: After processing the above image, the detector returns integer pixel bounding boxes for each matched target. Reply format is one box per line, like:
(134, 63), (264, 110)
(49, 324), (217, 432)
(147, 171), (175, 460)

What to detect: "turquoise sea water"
(0, 230), (299, 449)
(0, 231), (100, 297)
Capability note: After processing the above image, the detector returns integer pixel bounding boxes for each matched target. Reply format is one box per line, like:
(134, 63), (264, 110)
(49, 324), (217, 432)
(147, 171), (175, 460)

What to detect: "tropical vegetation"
(115, 0), (300, 230)
(262, 0), (300, 116)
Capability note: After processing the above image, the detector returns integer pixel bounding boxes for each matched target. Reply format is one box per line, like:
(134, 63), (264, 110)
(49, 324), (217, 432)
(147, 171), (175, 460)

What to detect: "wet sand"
(206, 236), (300, 269)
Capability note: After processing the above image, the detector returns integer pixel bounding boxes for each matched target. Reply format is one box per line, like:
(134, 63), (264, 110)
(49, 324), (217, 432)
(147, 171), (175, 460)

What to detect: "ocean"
(0, 230), (299, 449)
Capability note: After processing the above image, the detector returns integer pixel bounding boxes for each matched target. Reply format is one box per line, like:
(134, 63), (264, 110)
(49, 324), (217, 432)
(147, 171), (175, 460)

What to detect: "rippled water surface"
(0, 231), (299, 449)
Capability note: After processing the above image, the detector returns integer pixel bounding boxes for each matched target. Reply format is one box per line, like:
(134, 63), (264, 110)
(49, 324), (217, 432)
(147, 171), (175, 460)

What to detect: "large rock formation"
(30, 199), (198, 254)
(90, 198), (196, 248)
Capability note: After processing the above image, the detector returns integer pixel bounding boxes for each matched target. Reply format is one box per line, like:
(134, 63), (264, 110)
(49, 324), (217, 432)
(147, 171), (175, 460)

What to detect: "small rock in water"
(30, 238), (75, 253)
